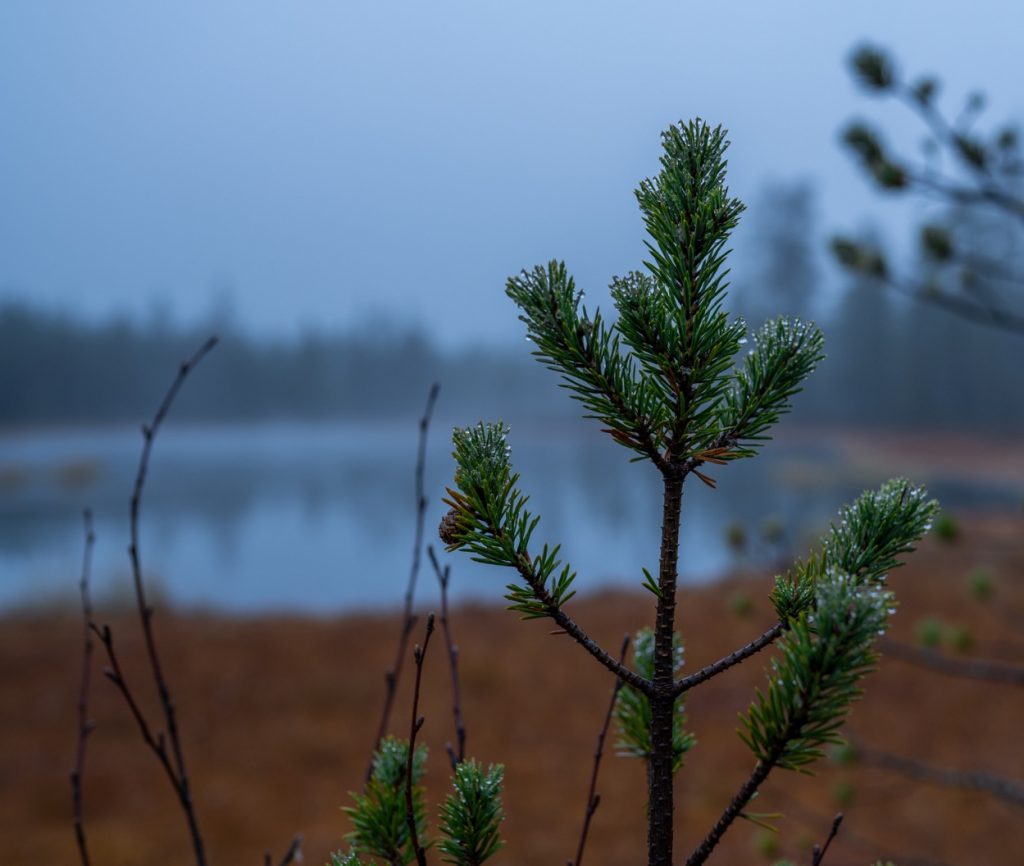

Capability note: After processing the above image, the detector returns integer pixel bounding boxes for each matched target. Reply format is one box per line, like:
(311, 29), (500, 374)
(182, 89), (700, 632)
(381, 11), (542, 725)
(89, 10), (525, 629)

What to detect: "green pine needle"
(438, 760), (505, 866)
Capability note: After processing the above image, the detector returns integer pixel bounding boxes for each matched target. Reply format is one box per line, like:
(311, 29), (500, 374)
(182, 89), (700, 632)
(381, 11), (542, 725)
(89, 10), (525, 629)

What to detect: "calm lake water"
(0, 419), (1018, 614)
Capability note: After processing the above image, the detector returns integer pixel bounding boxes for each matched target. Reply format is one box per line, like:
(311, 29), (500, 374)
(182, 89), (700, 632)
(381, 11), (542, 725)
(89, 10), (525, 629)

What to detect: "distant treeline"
(3, 183), (1022, 432)
(0, 303), (561, 425)
(1, 292), (1021, 432)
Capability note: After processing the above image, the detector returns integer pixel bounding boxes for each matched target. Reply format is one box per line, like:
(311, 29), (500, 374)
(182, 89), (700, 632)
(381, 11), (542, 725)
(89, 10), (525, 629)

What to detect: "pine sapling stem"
(647, 469), (684, 866)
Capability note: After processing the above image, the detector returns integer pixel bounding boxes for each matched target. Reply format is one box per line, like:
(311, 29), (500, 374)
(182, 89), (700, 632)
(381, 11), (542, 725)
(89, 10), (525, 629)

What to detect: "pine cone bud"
(439, 508), (461, 546)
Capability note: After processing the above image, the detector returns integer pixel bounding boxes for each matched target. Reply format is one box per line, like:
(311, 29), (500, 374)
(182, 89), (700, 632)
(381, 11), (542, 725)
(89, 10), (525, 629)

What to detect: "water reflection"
(0, 421), (1017, 613)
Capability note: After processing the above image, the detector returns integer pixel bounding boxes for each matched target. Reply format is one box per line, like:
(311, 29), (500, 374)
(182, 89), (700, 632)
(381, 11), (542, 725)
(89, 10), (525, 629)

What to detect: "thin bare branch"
(858, 747), (1024, 808)
(811, 812), (844, 865)
(510, 550), (653, 695)
(880, 638), (1024, 686)
(406, 614), (436, 866)
(568, 633), (630, 866)
(108, 336), (218, 866)
(71, 509), (96, 866)
(367, 383), (440, 782)
(269, 834), (304, 866)
(878, 268), (1024, 336)
(427, 545), (466, 770)
(673, 622), (784, 697)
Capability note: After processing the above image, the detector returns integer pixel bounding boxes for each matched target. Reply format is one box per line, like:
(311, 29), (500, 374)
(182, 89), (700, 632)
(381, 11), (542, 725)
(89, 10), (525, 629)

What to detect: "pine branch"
(688, 571), (895, 866)
(673, 478), (936, 699)
(438, 761), (505, 866)
(368, 383), (441, 782)
(71, 509), (96, 866)
(506, 262), (671, 470)
(441, 422), (651, 695)
(839, 45), (1024, 336)
(346, 738), (428, 865)
(707, 318), (825, 461)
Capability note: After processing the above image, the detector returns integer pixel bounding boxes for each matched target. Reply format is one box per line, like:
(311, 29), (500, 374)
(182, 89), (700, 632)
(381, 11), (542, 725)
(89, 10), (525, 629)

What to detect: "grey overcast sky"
(1, 1), (1021, 346)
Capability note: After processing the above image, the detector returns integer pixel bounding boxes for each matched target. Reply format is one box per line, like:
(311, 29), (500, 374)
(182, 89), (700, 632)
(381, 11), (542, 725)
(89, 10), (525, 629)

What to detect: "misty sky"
(2, 2), (1021, 347)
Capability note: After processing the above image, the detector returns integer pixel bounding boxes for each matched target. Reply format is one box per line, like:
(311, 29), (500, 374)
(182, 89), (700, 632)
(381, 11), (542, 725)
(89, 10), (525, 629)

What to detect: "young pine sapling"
(438, 119), (937, 866)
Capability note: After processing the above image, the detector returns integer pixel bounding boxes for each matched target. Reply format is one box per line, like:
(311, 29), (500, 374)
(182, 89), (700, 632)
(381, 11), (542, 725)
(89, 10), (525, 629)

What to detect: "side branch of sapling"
(509, 548), (653, 695)
(673, 622), (784, 697)
(684, 721), (796, 866)
(71, 509), (96, 866)
(368, 383), (441, 782)
(406, 614), (436, 866)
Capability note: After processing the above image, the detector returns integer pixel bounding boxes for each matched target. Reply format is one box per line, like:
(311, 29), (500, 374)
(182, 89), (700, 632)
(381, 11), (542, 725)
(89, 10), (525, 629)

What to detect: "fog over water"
(2, 416), (1018, 613)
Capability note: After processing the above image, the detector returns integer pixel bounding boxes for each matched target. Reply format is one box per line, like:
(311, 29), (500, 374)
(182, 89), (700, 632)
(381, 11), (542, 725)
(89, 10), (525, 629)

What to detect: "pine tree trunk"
(647, 470), (683, 866)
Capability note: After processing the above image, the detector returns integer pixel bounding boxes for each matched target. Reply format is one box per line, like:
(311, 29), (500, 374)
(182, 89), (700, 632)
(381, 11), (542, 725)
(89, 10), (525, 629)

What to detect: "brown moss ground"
(2, 516), (1022, 866)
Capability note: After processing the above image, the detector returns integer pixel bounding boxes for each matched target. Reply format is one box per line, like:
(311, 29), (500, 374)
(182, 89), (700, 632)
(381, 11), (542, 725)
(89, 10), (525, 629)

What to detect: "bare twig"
(367, 383), (440, 782)
(406, 614), (435, 866)
(568, 633), (630, 866)
(98, 336), (218, 866)
(877, 269), (1024, 336)
(880, 638), (1024, 686)
(71, 509), (96, 866)
(773, 789), (957, 866)
(428, 545), (466, 770)
(811, 812), (844, 865)
(673, 622), (784, 697)
(858, 746), (1024, 808)
(93, 623), (182, 786)
(265, 834), (304, 866)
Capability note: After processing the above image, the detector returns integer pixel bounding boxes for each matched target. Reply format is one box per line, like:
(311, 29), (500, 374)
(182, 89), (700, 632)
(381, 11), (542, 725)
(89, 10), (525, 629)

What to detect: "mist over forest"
(4, 180), (1021, 433)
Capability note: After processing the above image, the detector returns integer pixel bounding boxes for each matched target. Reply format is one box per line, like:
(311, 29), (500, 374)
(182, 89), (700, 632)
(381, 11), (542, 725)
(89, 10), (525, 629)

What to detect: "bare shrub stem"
(367, 383), (440, 781)
(71, 509), (96, 866)
(406, 614), (436, 866)
(428, 545), (466, 769)
(96, 336), (218, 866)
(569, 633), (631, 866)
